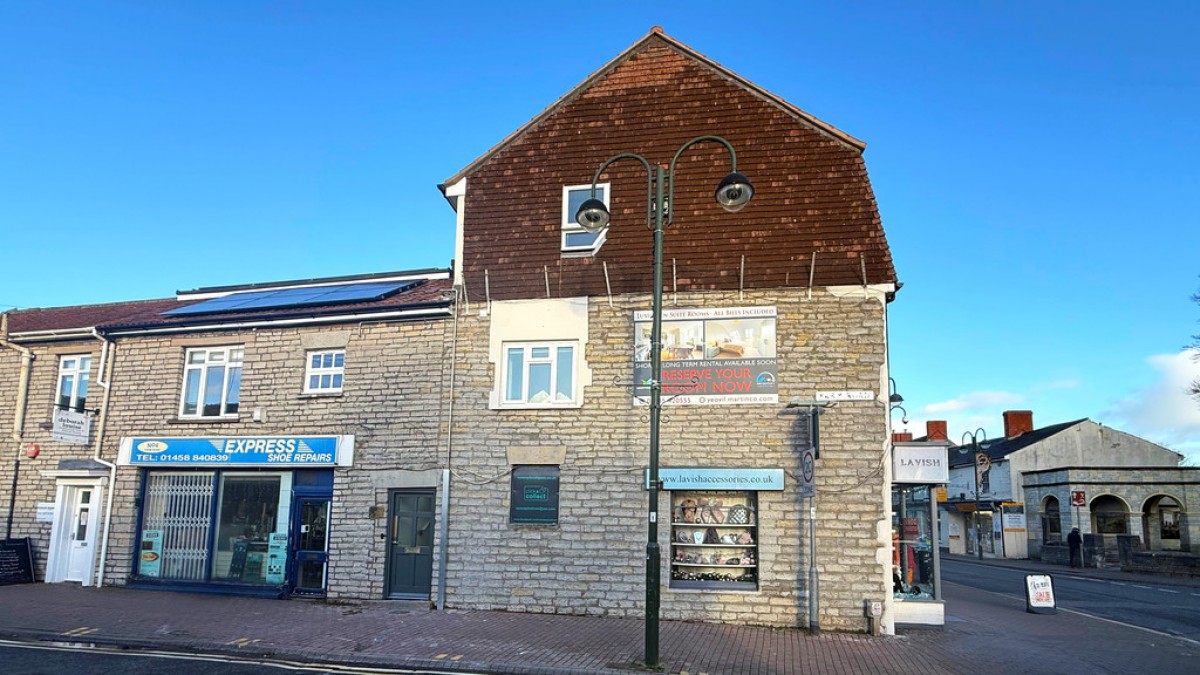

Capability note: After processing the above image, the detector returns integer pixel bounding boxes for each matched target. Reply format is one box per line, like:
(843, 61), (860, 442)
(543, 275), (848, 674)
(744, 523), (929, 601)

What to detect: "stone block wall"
(442, 287), (890, 631)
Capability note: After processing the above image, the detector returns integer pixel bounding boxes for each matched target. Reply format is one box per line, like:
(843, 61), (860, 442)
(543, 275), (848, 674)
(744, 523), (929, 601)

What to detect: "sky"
(2, 2), (1198, 462)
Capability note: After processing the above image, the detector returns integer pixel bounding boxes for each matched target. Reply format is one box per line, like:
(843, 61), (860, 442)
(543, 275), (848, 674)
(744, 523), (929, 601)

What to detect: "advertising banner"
(138, 530), (163, 578)
(633, 306), (777, 405)
(120, 436), (353, 467)
(52, 408), (92, 445)
(510, 466), (560, 524)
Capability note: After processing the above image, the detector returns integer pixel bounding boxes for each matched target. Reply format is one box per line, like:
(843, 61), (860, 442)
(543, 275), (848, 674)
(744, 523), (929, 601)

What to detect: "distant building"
(938, 410), (1194, 561)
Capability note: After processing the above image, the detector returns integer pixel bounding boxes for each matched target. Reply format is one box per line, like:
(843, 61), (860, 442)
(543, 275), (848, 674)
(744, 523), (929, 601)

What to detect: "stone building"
(436, 27), (899, 633)
(1, 269), (454, 598)
(2, 28), (903, 634)
(940, 410), (1191, 562)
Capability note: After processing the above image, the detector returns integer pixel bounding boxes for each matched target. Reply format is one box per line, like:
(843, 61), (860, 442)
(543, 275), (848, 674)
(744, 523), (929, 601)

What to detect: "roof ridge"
(440, 27), (863, 189)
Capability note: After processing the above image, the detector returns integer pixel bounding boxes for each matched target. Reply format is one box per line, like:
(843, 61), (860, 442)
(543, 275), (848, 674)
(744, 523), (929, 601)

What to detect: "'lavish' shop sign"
(892, 444), (949, 484)
(118, 436), (355, 467)
(632, 306), (778, 405)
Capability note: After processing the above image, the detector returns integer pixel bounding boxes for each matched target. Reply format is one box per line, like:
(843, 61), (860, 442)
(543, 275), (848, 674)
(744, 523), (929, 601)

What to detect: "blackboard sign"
(510, 465), (560, 524)
(0, 537), (35, 586)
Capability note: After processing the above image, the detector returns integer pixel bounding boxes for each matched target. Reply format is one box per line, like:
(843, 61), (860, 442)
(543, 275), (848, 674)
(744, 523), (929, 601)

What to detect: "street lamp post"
(961, 429), (987, 560)
(576, 136), (753, 669)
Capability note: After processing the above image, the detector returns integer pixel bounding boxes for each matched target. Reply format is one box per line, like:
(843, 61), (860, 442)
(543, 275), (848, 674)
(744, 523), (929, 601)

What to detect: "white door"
(64, 487), (98, 582)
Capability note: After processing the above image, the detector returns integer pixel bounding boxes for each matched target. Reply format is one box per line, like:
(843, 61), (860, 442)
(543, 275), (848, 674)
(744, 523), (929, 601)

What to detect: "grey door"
(386, 489), (434, 599)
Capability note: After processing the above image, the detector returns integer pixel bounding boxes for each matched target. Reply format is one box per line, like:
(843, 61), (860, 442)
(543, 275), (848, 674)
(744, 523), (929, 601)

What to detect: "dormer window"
(562, 183), (609, 254)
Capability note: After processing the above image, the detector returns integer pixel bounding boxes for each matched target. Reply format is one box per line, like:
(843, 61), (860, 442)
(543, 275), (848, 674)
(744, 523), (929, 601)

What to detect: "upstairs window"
(180, 346), (243, 418)
(502, 342), (577, 407)
(561, 183), (609, 254)
(56, 355), (92, 412)
(304, 349), (345, 394)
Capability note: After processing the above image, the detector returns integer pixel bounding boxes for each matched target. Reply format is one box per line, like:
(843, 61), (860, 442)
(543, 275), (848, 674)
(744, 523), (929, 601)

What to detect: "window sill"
(168, 416), (241, 424)
(298, 392), (344, 399)
(492, 403), (583, 411)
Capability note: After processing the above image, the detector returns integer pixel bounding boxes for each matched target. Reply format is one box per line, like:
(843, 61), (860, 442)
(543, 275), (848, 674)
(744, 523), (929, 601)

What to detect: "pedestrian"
(1068, 527), (1083, 568)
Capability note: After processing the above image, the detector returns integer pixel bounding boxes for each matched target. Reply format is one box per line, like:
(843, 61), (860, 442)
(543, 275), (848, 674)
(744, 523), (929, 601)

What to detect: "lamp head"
(574, 198), (611, 233)
(715, 172), (753, 212)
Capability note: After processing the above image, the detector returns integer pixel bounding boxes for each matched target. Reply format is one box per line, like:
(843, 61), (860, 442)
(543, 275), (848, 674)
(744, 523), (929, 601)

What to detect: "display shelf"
(669, 489), (758, 591)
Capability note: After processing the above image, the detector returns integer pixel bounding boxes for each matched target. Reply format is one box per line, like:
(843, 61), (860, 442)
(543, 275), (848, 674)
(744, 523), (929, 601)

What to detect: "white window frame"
(179, 345), (244, 419)
(561, 183), (609, 254)
(500, 341), (579, 408)
(56, 354), (92, 413)
(304, 349), (345, 394)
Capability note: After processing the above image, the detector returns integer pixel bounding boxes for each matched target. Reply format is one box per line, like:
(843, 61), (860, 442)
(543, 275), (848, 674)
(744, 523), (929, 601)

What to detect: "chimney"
(892, 431), (913, 443)
(1003, 410), (1034, 438)
(926, 420), (948, 441)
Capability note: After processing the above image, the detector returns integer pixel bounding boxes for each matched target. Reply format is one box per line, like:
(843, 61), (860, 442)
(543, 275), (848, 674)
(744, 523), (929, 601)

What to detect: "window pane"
(332, 374), (343, 388)
(531, 347), (550, 359)
(320, 374), (331, 388)
(322, 353), (333, 368)
(529, 363), (551, 403)
(225, 366), (242, 414)
(556, 346), (574, 401)
(77, 372), (90, 410)
(566, 187), (605, 225)
(182, 370), (201, 415)
(505, 349), (524, 401)
(80, 356), (91, 370)
(333, 352), (344, 367)
(565, 231), (601, 248)
(211, 475), (282, 584)
(311, 354), (321, 368)
(188, 351), (206, 364)
(58, 374), (74, 407)
(230, 347), (244, 363)
(203, 366), (225, 416)
(209, 351), (226, 364)
(309, 375), (320, 390)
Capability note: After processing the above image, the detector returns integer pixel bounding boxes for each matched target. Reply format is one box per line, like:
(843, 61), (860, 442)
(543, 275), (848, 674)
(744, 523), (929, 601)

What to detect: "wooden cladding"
(456, 38), (895, 302)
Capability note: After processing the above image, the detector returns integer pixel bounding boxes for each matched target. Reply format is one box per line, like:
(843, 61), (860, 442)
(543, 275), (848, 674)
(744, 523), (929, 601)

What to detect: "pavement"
(1, 555), (1199, 674)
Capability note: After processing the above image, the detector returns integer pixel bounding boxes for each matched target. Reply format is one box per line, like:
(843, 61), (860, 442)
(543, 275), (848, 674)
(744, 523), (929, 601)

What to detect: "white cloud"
(923, 390), (1025, 414)
(1106, 350), (1200, 464)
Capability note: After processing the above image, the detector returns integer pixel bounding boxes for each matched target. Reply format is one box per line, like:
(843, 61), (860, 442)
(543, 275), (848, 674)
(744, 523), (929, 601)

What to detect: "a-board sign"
(1024, 574), (1056, 614)
(0, 538), (35, 586)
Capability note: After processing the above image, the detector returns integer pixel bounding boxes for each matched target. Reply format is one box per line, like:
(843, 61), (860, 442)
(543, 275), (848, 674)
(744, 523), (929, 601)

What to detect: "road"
(941, 558), (1200, 643)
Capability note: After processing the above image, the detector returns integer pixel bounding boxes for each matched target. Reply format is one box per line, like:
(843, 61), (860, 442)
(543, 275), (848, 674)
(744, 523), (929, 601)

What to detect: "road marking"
(62, 627), (97, 636)
(434, 653), (448, 659)
(228, 637), (260, 647)
(1131, 584), (1152, 589)
(1157, 588), (1180, 594)
(947, 581), (1200, 648)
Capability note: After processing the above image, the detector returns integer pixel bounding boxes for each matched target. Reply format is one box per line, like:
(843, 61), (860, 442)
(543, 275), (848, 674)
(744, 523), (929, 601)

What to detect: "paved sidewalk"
(2, 562), (1199, 674)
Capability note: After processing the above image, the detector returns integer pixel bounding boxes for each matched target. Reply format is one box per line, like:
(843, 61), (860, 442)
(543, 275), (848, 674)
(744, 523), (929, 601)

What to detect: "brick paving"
(1, 557), (1198, 675)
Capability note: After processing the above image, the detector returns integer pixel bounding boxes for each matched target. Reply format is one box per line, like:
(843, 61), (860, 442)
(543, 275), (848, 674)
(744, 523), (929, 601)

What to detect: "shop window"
(501, 342), (577, 407)
(180, 345), (243, 418)
(892, 486), (935, 599)
(669, 490), (757, 590)
(56, 355), (92, 413)
(561, 183), (608, 254)
(304, 349), (345, 394)
(211, 474), (288, 584)
(136, 470), (292, 586)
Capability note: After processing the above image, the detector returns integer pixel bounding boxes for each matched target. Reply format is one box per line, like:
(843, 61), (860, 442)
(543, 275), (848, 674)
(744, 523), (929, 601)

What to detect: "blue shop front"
(117, 435), (353, 597)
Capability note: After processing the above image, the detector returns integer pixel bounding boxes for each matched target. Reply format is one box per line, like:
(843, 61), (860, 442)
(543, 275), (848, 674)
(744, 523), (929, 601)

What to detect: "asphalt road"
(941, 558), (1200, 643)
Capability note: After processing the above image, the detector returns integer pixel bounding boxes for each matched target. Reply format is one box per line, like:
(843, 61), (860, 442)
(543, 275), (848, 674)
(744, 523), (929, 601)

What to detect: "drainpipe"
(1, 312), (35, 539)
(90, 328), (118, 587)
(436, 287), (461, 611)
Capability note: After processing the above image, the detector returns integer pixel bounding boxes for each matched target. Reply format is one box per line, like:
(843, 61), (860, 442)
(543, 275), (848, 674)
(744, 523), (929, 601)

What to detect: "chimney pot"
(1003, 410), (1034, 438)
(926, 420), (948, 441)
(892, 432), (914, 443)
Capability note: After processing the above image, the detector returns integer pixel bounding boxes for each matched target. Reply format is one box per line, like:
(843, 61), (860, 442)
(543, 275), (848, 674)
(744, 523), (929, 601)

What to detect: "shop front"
(891, 441), (949, 626)
(117, 435), (353, 597)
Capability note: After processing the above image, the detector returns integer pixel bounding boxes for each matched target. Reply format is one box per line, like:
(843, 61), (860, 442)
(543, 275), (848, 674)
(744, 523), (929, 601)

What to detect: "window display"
(669, 490), (758, 590)
(893, 486), (934, 599)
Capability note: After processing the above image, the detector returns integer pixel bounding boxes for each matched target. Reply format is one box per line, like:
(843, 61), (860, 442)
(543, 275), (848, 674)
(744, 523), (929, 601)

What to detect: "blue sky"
(3, 2), (1198, 461)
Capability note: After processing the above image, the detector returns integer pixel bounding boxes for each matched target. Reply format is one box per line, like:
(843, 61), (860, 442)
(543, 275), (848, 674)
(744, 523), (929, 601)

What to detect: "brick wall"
(442, 287), (889, 630)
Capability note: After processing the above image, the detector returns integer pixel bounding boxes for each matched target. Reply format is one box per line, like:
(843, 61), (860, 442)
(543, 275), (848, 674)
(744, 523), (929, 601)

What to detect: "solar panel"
(163, 281), (418, 316)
